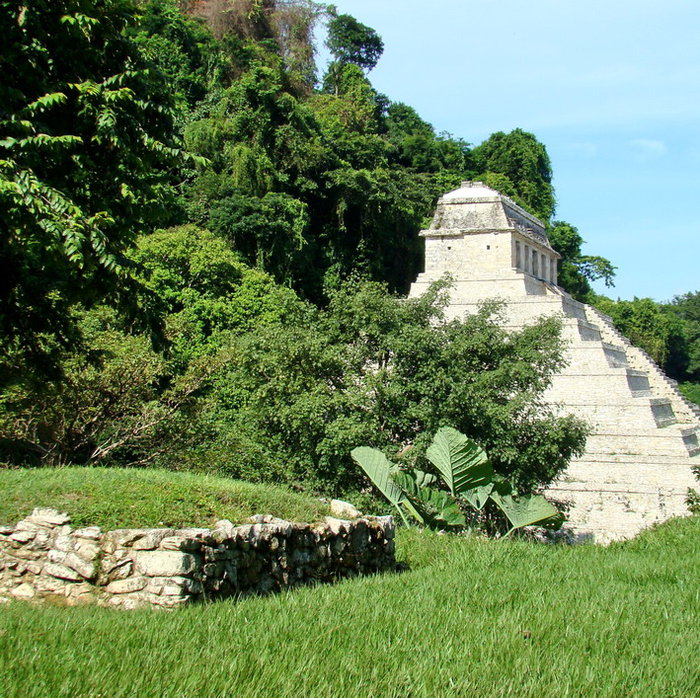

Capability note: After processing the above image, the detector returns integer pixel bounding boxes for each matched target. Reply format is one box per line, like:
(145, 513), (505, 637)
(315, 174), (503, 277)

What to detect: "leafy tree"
(384, 103), (471, 173)
(666, 291), (700, 383)
(325, 12), (383, 72)
(188, 0), (326, 88)
(0, 0), (190, 373)
(130, 225), (300, 364)
(210, 279), (587, 493)
(472, 129), (555, 221)
(0, 226), (301, 468)
(548, 220), (616, 301)
(593, 295), (687, 374)
(129, 0), (220, 112)
(269, 0), (328, 87)
(0, 306), (213, 467)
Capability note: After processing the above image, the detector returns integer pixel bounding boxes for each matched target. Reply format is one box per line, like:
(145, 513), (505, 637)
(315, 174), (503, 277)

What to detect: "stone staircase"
(538, 287), (700, 542)
(584, 304), (700, 423)
(422, 279), (700, 543)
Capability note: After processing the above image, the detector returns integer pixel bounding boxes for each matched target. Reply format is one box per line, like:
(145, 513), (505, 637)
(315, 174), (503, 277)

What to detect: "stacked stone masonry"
(0, 508), (395, 609)
(410, 181), (700, 543)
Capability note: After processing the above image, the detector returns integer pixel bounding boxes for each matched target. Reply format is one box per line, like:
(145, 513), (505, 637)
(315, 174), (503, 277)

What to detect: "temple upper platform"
(418, 180), (560, 286)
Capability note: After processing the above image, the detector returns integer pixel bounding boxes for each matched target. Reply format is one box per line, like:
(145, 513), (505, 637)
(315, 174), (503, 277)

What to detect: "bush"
(208, 278), (587, 494)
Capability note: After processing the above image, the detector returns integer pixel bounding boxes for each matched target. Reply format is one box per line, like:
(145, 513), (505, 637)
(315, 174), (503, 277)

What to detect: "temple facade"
(409, 181), (700, 542)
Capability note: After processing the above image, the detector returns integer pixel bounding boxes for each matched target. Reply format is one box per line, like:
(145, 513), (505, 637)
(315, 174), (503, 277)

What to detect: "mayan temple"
(409, 181), (700, 543)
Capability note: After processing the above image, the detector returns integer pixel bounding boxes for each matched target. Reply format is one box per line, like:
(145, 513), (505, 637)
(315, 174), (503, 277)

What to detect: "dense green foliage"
(471, 128), (555, 221)
(205, 280), (586, 493)
(325, 11), (383, 72)
(1, 515), (698, 696)
(0, 0), (190, 371)
(0, 226), (295, 468)
(680, 381), (700, 406)
(593, 294), (690, 378)
(668, 291), (700, 381)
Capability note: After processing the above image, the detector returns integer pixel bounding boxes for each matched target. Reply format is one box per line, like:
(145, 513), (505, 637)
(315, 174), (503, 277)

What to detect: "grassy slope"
(0, 467), (329, 528)
(0, 509), (698, 696)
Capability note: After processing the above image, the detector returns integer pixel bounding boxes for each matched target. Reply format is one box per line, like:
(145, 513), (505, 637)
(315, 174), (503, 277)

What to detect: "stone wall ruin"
(0, 508), (395, 609)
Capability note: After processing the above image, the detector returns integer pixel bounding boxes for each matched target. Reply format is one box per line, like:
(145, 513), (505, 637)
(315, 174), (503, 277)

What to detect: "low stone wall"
(0, 508), (395, 609)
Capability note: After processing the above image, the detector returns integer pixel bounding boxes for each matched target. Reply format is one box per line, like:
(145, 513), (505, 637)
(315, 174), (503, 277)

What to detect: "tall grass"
(1, 517), (698, 697)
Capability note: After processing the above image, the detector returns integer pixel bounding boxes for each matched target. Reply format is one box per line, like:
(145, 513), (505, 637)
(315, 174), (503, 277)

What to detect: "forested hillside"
(1, 0), (697, 503)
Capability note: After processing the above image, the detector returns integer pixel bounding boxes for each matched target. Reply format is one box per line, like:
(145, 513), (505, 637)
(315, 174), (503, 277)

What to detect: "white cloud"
(567, 142), (599, 158)
(629, 139), (667, 159)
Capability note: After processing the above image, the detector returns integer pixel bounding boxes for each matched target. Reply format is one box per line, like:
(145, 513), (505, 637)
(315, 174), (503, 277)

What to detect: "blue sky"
(321, 0), (700, 301)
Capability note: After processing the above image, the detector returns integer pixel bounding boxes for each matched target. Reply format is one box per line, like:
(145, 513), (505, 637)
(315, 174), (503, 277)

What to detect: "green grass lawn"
(0, 464), (698, 697)
(0, 467), (329, 528)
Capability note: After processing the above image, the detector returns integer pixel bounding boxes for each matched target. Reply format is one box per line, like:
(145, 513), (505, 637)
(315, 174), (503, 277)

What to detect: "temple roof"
(423, 180), (556, 252)
(439, 181), (504, 202)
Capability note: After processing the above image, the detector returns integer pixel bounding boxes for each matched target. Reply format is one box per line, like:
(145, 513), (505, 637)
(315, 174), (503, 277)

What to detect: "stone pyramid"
(409, 181), (700, 543)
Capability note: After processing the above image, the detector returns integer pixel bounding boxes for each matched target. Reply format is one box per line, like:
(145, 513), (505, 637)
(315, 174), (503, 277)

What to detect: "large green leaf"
(490, 491), (560, 532)
(351, 447), (404, 506)
(393, 470), (466, 530)
(411, 468), (438, 489)
(460, 484), (494, 511)
(426, 427), (494, 501)
(351, 447), (412, 525)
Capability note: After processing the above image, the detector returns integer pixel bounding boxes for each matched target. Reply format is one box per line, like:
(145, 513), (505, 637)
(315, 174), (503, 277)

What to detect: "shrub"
(209, 278), (587, 494)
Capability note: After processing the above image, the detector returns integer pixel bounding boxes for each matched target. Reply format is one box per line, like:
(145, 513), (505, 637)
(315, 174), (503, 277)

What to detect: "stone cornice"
(420, 226), (559, 257)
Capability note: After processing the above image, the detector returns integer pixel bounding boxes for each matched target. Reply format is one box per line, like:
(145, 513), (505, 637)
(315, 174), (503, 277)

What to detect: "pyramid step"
(548, 368), (651, 398)
(571, 452), (700, 466)
(560, 317), (603, 342)
(584, 425), (699, 457)
(560, 341), (630, 371)
(551, 397), (677, 429)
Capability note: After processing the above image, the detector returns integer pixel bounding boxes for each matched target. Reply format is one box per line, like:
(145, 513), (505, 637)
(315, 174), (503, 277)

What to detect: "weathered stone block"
(44, 562), (83, 582)
(74, 540), (100, 562)
(9, 530), (36, 544)
(5, 547), (40, 561)
(11, 583), (36, 599)
(105, 528), (175, 549)
(47, 549), (66, 564)
(62, 552), (97, 580)
(34, 576), (68, 594)
(149, 594), (191, 608)
(105, 576), (148, 594)
(159, 536), (201, 552)
(131, 530), (177, 550)
(150, 576), (202, 596)
(25, 561), (43, 575)
(54, 535), (75, 552)
(330, 499), (362, 519)
(324, 517), (351, 535)
(28, 508), (71, 527)
(134, 551), (197, 577)
(73, 527), (101, 540)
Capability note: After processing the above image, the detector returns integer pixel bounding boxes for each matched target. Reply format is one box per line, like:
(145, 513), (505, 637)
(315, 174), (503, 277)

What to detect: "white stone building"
(410, 181), (700, 543)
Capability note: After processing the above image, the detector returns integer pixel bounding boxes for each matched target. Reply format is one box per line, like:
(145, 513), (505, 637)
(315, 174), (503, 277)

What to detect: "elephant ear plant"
(351, 427), (562, 535)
